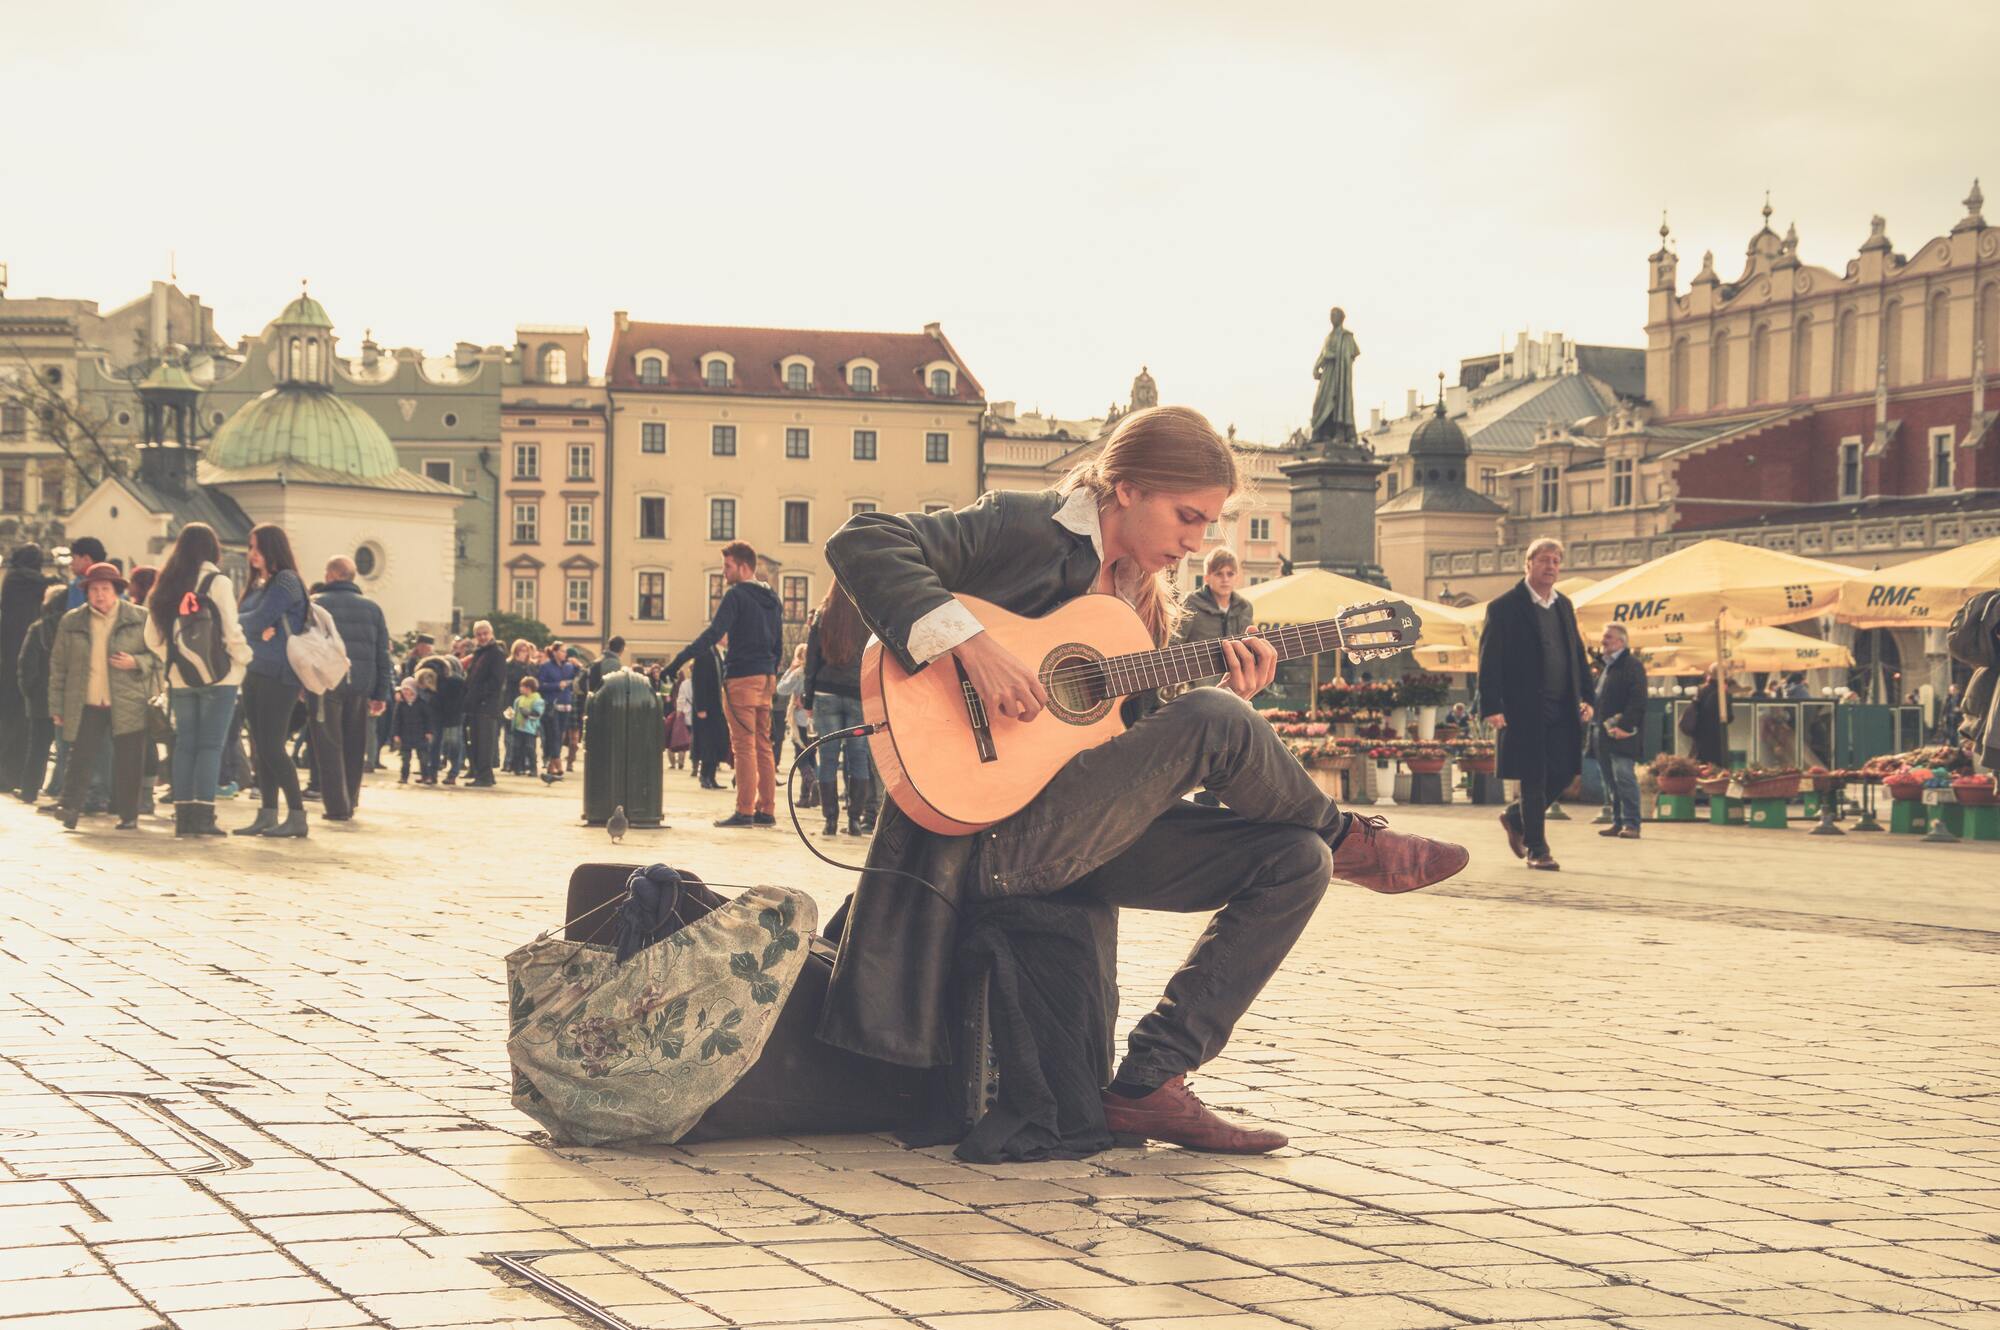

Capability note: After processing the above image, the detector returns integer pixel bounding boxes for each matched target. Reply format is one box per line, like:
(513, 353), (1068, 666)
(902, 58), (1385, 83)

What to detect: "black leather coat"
(1477, 580), (1590, 789)
(820, 489), (1101, 1067)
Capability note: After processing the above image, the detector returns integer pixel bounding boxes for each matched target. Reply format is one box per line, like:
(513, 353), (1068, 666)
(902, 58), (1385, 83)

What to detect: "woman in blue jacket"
(535, 640), (579, 779)
(234, 523), (309, 838)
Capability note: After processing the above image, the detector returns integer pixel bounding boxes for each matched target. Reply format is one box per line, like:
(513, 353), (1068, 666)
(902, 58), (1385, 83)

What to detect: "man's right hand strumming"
(953, 631), (1048, 723)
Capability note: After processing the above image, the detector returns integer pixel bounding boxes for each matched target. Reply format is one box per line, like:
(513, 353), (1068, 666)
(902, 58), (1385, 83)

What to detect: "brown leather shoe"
(1617, 828), (1641, 839)
(1527, 854), (1560, 870)
(1100, 1076), (1287, 1154)
(1499, 810), (1528, 859)
(1331, 815), (1469, 894)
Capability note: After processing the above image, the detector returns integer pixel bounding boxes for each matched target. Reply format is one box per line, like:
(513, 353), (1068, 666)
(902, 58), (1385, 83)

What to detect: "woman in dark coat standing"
(0, 543), (51, 790)
(1688, 666), (1729, 768)
(1478, 539), (1592, 870)
(687, 642), (729, 789)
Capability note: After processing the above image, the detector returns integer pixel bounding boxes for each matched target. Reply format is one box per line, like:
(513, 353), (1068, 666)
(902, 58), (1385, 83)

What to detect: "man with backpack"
(311, 556), (395, 821)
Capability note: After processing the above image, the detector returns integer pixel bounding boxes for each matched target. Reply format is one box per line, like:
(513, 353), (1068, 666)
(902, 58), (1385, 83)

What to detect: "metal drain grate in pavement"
(0, 1091), (247, 1182)
(491, 1234), (1061, 1330)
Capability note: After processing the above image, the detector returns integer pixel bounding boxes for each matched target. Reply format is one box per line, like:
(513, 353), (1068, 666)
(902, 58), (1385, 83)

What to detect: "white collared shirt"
(905, 488), (1138, 664)
(1526, 580), (1558, 610)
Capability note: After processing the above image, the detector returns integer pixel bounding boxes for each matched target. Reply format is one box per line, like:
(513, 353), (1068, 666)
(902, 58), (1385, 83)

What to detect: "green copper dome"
(138, 360), (203, 395)
(276, 293), (334, 329)
(209, 386), (400, 478)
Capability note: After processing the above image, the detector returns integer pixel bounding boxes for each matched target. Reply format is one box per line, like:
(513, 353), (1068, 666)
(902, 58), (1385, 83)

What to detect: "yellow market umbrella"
(1244, 568), (1481, 650)
(1634, 623), (1855, 673)
(1569, 539), (1864, 636)
(1411, 644), (1478, 673)
(1834, 535), (2000, 629)
(1554, 575), (1597, 598)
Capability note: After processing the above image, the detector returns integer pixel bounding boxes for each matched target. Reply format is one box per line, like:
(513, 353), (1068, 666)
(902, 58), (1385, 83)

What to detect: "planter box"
(1884, 781), (1927, 803)
(1729, 775), (1801, 801)
(1656, 775), (1699, 796)
(1952, 780), (1999, 807)
(1405, 758), (1446, 776)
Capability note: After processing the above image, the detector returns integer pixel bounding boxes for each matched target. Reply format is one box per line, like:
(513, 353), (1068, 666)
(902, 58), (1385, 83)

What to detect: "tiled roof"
(1377, 484), (1506, 515)
(118, 475), (254, 544)
(1684, 490), (2000, 530)
(198, 458), (464, 496)
(1369, 372), (1622, 458)
(607, 320), (983, 402)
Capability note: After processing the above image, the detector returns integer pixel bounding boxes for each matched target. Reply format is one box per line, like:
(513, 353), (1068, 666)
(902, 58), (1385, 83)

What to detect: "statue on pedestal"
(1309, 306), (1360, 447)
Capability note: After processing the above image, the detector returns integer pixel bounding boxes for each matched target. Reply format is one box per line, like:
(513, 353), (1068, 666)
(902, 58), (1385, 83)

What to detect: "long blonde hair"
(1057, 405), (1239, 645)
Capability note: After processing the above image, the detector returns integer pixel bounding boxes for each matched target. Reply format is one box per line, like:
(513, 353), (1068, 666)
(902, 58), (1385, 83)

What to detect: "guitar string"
(1038, 616), (1413, 691)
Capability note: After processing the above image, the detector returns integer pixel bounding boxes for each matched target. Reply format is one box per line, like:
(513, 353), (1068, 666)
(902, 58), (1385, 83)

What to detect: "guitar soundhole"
(1041, 645), (1114, 726)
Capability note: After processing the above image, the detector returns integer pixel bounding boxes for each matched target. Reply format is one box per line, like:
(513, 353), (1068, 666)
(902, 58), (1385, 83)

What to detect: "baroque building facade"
(500, 326), (608, 651)
(601, 315), (984, 661)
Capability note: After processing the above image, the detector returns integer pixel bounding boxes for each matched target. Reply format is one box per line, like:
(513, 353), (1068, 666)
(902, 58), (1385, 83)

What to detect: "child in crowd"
(389, 678), (435, 784)
(508, 677), (544, 775)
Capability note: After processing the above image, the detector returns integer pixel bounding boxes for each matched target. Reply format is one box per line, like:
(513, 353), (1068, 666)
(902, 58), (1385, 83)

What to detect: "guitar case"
(563, 863), (931, 1142)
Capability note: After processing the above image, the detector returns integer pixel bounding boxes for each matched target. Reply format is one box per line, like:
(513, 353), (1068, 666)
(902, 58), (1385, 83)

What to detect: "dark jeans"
(311, 685), (372, 818)
(0, 690), (25, 790)
(243, 672), (303, 812)
(985, 688), (1346, 1088)
(17, 715), (53, 801)
(59, 707), (143, 821)
(542, 708), (569, 761)
(428, 723), (464, 780)
(469, 711), (500, 783)
(1597, 746), (1641, 831)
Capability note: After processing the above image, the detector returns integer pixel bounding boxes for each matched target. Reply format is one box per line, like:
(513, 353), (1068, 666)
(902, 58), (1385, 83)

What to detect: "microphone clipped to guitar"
(860, 593), (1421, 836)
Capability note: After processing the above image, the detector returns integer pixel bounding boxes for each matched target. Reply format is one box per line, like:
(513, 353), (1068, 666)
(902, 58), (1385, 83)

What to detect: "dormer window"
(929, 368), (952, 396)
(705, 360), (728, 388)
(541, 346), (567, 384)
(786, 363), (808, 390)
(850, 365), (874, 393)
(637, 354), (665, 386)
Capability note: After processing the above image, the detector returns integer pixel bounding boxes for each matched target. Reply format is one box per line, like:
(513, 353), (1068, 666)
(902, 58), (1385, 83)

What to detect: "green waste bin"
(582, 669), (664, 827)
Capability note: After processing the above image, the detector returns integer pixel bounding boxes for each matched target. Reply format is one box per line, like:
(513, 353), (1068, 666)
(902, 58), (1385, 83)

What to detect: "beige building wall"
(607, 394), (982, 660)
(500, 326), (607, 650)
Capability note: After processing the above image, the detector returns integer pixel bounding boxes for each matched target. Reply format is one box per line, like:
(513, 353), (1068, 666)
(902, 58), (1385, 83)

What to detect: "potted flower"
(1404, 744), (1448, 775)
(1694, 763), (1732, 796)
(1650, 753), (1702, 796)
(1951, 773), (1998, 807)
(1884, 766), (1929, 801)
(1396, 672), (1452, 741)
(1456, 739), (1497, 776)
(1730, 765), (1802, 801)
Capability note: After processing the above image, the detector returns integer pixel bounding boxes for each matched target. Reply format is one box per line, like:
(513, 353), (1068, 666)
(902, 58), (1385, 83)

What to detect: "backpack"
(286, 598), (351, 694)
(169, 570), (233, 688)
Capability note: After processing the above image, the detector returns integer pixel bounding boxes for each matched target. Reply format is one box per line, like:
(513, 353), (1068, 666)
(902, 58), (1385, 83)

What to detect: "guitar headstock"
(1335, 600), (1422, 661)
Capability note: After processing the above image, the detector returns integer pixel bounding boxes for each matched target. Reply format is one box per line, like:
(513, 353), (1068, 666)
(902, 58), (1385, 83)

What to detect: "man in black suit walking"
(1478, 538), (1593, 870)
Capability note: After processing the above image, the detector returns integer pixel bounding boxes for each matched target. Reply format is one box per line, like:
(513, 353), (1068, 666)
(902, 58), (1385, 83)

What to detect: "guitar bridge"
(954, 659), (998, 764)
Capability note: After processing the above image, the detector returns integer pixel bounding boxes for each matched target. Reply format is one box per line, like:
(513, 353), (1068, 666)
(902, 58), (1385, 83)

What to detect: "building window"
(709, 497), (736, 541)
(567, 443), (593, 480)
(850, 365), (874, 392)
(511, 576), (537, 619)
(1931, 428), (1956, 491)
(512, 442), (540, 479)
(424, 458), (453, 485)
(1480, 467), (1497, 495)
(711, 424), (736, 456)
(636, 571), (666, 621)
(851, 500), (877, 517)
(781, 574), (809, 622)
(638, 495), (667, 540)
(542, 347), (567, 383)
(0, 403), (23, 436)
(1611, 458), (1634, 507)
(705, 359), (729, 388)
(36, 463), (62, 512)
(640, 422), (665, 454)
(638, 355), (664, 386)
(784, 427), (810, 459)
(786, 363), (808, 390)
(567, 502), (593, 543)
(512, 502), (539, 543)
(1839, 436), (1863, 500)
(925, 432), (950, 463)
(852, 429), (877, 460)
(783, 500), (809, 544)
(0, 466), (22, 513)
(443, 412), (458, 428)
(708, 572), (725, 616)
(929, 368), (952, 396)
(565, 577), (592, 624)
(1385, 474), (1399, 500)
(1248, 516), (1272, 542)
(1538, 466), (1560, 515)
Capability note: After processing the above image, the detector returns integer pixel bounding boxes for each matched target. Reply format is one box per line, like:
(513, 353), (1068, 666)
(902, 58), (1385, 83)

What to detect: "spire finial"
(1434, 370), (1447, 416)
(1659, 209), (1670, 245)
(1761, 190), (1773, 227)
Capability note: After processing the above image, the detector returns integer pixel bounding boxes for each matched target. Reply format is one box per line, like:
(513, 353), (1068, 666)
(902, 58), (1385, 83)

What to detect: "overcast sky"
(6, 0), (1994, 442)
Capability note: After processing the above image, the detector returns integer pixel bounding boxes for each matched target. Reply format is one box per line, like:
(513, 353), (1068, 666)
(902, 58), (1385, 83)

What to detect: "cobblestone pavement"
(2, 767), (1998, 1330)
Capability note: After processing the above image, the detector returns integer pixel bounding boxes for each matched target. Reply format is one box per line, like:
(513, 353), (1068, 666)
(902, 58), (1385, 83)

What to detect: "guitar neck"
(1097, 620), (1348, 698)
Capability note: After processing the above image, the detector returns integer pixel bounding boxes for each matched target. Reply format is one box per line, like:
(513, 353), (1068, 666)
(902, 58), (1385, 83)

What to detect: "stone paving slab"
(1, 767), (1997, 1328)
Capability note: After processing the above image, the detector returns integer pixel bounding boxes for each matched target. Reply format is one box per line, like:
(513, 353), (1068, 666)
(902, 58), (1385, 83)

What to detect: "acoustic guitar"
(861, 593), (1422, 835)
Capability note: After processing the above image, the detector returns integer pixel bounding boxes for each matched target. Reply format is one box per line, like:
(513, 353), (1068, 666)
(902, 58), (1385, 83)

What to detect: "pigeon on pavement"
(607, 804), (628, 844)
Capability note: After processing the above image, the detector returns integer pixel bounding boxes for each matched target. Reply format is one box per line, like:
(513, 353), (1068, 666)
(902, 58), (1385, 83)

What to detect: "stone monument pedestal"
(1281, 446), (1388, 586)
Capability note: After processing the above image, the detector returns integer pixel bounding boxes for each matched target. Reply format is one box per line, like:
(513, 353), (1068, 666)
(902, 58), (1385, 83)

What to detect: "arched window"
(638, 355), (664, 386)
(1882, 300), (1905, 386)
(1790, 316), (1814, 399)
(1749, 323), (1772, 404)
(786, 363), (808, 390)
(1835, 308), (1858, 393)
(1925, 290), (1951, 381)
(305, 337), (321, 381)
(542, 346), (567, 384)
(288, 336), (302, 380)
(705, 359), (729, 388)
(1708, 329), (1731, 410)
(929, 368), (951, 396)
(1670, 336), (1690, 415)
(1984, 283), (2000, 375)
(850, 365), (874, 392)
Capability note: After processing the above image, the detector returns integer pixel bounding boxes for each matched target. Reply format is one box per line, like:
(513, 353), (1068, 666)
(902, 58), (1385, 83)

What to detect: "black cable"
(784, 723), (959, 915)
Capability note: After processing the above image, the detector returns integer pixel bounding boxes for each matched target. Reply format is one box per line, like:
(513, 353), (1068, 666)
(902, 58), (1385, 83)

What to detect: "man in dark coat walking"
(1479, 538), (1593, 870)
(310, 556), (395, 820)
(1591, 623), (1648, 839)
(461, 619), (507, 787)
(0, 543), (52, 790)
